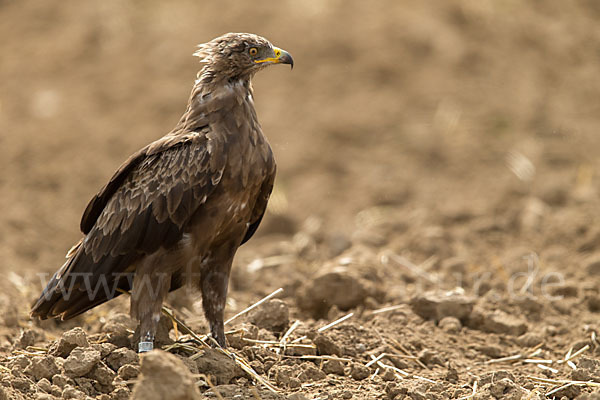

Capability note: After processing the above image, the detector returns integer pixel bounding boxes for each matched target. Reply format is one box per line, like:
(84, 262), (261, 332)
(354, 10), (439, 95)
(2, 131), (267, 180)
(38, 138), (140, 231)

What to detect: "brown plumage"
(30, 33), (293, 351)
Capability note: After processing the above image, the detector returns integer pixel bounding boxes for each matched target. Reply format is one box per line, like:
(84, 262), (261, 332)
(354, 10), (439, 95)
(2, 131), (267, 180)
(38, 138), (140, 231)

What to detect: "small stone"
(52, 374), (73, 389)
(15, 329), (36, 349)
(418, 349), (444, 366)
(89, 362), (116, 386)
(445, 365), (459, 383)
(37, 378), (52, 393)
(106, 348), (139, 371)
(516, 332), (543, 348)
(513, 295), (543, 317)
(550, 383), (581, 399)
(476, 345), (503, 358)
(72, 377), (94, 396)
(322, 359), (345, 376)
(384, 382), (406, 399)
(247, 299), (290, 333)
(248, 360), (264, 375)
(61, 385), (85, 400)
(350, 363), (370, 380)
(571, 357), (600, 381)
(63, 348), (101, 377)
(131, 350), (200, 400)
(482, 310), (528, 336)
(381, 368), (395, 381)
(298, 365), (326, 382)
(8, 355), (31, 374)
(587, 295), (600, 312)
(585, 254), (600, 275)
(49, 327), (89, 358)
(409, 391), (428, 400)
(273, 366), (302, 389)
(24, 355), (60, 381)
(313, 333), (342, 356)
(50, 385), (62, 397)
(111, 386), (131, 400)
(577, 394), (600, 400)
(287, 394), (308, 400)
(297, 271), (368, 317)
(194, 348), (245, 385)
(340, 390), (353, 399)
(478, 370), (516, 385)
(410, 291), (475, 322)
(91, 342), (118, 358)
(11, 377), (31, 392)
(117, 364), (139, 380)
(550, 283), (579, 298)
(438, 316), (461, 333)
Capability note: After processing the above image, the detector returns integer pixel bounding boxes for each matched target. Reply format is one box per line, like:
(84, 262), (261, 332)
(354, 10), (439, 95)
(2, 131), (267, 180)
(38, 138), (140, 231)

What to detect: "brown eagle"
(31, 33), (293, 352)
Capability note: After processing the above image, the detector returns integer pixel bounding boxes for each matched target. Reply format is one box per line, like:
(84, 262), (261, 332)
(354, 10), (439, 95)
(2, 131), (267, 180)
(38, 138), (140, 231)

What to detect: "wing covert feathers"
(31, 131), (226, 320)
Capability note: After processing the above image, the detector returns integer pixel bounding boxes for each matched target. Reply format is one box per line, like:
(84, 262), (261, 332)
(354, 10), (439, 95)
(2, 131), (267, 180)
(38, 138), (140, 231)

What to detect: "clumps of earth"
(3, 201), (600, 399)
(2, 255), (600, 400)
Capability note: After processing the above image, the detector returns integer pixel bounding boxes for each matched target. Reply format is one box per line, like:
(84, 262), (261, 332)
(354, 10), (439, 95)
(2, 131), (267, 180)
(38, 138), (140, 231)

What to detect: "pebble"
(469, 308), (528, 336)
(63, 348), (101, 377)
(117, 364), (140, 380)
(194, 348), (245, 385)
(247, 298), (290, 333)
(106, 348), (139, 371)
(298, 365), (326, 382)
(49, 327), (90, 358)
(24, 355), (60, 381)
(89, 362), (116, 386)
(297, 271), (367, 317)
(313, 333), (343, 356)
(410, 291), (475, 321)
(14, 329), (36, 349)
(350, 363), (370, 380)
(585, 254), (600, 275)
(438, 316), (461, 333)
(322, 359), (345, 376)
(130, 350), (201, 400)
(488, 378), (527, 400)
(516, 332), (543, 348)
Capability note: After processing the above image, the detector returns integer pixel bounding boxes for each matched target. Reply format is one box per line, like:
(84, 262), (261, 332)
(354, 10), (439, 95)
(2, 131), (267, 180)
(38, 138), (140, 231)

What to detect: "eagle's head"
(194, 33), (293, 80)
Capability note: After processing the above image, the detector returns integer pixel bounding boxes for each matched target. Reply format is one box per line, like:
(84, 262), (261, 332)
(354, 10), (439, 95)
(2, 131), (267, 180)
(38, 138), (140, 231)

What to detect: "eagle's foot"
(209, 322), (227, 349)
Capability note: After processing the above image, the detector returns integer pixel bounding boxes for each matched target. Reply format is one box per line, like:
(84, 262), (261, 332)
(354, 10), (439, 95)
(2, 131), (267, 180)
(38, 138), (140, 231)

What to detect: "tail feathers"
(30, 241), (135, 320)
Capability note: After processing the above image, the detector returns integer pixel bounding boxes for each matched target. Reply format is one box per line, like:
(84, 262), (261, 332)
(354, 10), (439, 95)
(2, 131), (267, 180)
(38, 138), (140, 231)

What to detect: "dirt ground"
(2, 1), (600, 399)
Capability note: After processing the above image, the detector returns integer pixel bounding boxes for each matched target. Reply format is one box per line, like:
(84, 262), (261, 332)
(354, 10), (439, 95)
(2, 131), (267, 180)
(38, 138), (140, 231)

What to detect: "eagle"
(30, 33), (293, 352)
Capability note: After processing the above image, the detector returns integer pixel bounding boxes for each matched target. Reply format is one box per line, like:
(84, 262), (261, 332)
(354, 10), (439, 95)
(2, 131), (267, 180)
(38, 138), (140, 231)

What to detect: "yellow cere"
(254, 47), (284, 64)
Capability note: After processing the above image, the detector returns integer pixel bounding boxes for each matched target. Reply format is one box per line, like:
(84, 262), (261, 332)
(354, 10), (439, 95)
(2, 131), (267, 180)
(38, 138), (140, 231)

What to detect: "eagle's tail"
(30, 240), (131, 320)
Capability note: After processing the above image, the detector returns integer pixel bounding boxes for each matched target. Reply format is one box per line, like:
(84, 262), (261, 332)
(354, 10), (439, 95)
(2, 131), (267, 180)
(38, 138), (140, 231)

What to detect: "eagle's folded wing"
(31, 129), (226, 319)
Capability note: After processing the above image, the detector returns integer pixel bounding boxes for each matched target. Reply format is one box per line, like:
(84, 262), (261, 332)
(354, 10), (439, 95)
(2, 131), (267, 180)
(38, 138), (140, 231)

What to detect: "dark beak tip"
(283, 52), (294, 70)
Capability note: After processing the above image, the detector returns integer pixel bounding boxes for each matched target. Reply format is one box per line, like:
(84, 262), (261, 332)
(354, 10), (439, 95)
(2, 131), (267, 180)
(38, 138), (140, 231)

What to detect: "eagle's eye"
(249, 47), (258, 56)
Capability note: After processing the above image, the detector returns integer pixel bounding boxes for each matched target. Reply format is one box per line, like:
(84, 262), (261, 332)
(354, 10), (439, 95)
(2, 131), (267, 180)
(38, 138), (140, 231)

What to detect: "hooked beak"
(254, 46), (294, 69)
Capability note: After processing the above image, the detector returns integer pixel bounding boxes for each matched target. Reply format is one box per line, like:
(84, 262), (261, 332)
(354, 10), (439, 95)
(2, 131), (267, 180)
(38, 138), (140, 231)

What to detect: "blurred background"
(4, 3), (600, 396)
(1, 0), (600, 295)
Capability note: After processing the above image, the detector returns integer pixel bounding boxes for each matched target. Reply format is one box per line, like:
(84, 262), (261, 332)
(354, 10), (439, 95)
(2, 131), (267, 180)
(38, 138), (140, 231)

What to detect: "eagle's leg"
(130, 254), (172, 353)
(200, 256), (234, 348)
